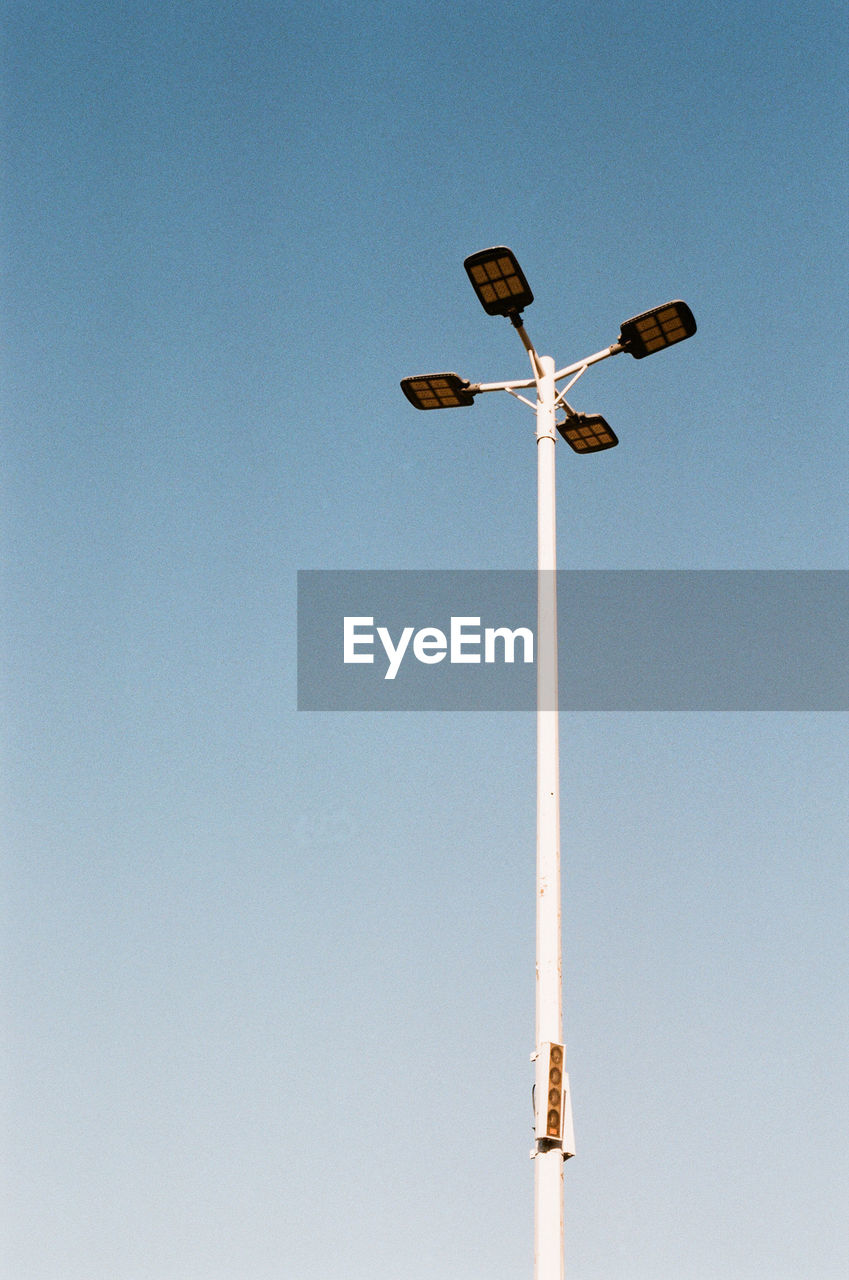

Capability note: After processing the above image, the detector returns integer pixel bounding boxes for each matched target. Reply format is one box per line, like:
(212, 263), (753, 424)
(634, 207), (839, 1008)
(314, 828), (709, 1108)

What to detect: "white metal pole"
(534, 354), (564, 1280)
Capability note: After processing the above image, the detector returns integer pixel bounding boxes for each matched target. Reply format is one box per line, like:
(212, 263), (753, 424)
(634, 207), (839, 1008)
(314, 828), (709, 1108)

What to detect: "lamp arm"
(471, 340), (624, 400)
(554, 367), (588, 410)
(556, 395), (579, 419)
(503, 387), (539, 411)
(509, 314), (545, 383)
(553, 343), (622, 383)
(474, 376), (537, 394)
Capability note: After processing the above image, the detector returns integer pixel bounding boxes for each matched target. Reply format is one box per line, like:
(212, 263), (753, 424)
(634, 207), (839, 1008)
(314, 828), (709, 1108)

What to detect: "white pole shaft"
(535, 355), (564, 1280)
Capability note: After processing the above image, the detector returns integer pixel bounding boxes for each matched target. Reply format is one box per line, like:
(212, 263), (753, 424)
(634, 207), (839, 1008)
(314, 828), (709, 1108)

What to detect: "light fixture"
(535, 1041), (571, 1145)
(400, 372), (476, 410)
(400, 249), (696, 1278)
(463, 246), (534, 317)
(556, 412), (619, 453)
(545, 1042), (564, 1139)
(618, 300), (696, 358)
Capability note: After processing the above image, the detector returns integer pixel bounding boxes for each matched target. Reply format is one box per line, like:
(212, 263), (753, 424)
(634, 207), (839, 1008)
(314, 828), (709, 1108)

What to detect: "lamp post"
(401, 248), (695, 1279)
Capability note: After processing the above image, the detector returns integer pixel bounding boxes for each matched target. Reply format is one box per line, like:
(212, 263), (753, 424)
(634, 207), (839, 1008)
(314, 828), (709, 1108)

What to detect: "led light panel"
(535, 1041), (567, 1143)
(556, 413), (619, 453)
(400, 372), (475, 410)
(618, 300), (696, 359)
(463, 246), (534, 316)
(547, 1043), (564, 1137)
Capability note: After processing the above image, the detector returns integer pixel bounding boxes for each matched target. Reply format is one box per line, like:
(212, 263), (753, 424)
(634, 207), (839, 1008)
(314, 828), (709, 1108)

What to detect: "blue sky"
(3, 2), (847, 1278)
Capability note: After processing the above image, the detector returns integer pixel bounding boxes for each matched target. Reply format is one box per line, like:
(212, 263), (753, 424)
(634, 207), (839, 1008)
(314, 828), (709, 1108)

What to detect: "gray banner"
(297, 571), (848, 711)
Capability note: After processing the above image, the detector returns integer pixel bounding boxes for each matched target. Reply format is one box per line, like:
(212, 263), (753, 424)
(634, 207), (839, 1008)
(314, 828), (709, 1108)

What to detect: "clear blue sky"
(3, 2), (847, 1278)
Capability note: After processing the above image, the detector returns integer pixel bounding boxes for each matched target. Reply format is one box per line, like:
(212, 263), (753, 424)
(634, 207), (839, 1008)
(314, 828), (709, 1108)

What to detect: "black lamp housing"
(400, 372), (476, 410)
(463, 246), (535, 317)
(556, 413), (618, 453)
(618, 300), (696, 359)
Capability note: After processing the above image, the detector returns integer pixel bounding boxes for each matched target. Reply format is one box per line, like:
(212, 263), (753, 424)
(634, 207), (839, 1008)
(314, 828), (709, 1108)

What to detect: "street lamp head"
(618, 300), (696, 359)
(463, 246), (534, 318)
(556, 413), (619, 453)
(400, 372), (476, 410)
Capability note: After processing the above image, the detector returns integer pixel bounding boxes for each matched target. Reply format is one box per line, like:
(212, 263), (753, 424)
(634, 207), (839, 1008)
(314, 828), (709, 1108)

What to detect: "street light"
(618, 299), (697, 358)
(400, 248), (695, 1280)
(556, 412), (618, 453)
(400, 372), (476, 410)
(463, 245), (535, 317)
